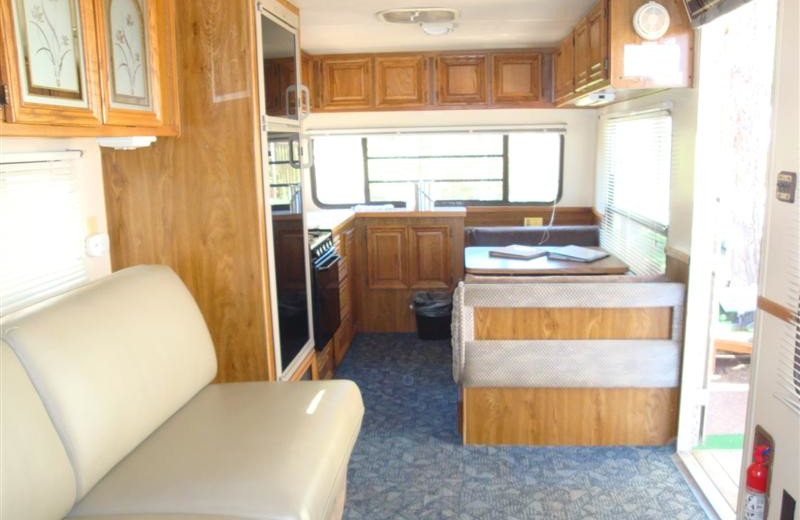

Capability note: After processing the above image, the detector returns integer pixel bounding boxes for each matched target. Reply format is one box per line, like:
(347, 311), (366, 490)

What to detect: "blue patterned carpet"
(336, 333), (707, 520)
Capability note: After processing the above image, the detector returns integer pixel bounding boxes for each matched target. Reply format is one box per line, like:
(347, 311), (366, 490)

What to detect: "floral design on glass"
(106, 0), (150, 108)
(28, 0), (73, 87)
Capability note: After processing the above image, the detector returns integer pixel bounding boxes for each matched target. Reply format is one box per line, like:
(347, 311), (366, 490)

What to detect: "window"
(0, 152), (89, 316)
(599, 110), (672, 276)
(311, 131), (563, 207)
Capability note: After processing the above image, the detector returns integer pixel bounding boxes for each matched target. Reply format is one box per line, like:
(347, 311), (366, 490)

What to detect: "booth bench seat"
(464, 225), (600, 247)
(1, 265), (364, 520)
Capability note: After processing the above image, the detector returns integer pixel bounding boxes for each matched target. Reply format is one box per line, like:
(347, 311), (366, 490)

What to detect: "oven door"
(312, 248), (341, 350)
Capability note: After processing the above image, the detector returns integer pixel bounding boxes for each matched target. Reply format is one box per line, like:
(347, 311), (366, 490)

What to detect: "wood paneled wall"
(102, 0), (275, 383)
(464, 206), (597, 228)
(463, 387), (680, 446)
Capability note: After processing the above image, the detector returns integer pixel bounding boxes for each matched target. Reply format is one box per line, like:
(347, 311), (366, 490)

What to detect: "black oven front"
(309, 230), (341, 350)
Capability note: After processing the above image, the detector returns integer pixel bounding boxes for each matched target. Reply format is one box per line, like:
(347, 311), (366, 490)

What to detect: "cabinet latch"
(0, 84), (8, 106)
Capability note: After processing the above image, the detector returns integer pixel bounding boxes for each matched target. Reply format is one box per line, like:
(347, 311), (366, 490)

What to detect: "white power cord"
(537, 199), (558, 245)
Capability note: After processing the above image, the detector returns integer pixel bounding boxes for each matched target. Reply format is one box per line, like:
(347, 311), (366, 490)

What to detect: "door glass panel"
(12, 0), (89, 107)
(104, 0), (152, 110)
(267, 133), (309, 371)
(261, 14), (298, 120)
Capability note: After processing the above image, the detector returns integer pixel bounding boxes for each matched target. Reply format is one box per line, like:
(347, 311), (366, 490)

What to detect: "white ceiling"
(294, 0), (598, 54)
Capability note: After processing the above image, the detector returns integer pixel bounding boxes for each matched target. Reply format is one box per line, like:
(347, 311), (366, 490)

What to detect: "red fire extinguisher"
(743, 445), (770, 520)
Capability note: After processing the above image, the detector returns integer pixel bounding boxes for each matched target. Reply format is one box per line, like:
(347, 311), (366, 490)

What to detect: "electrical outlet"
(524, 217), (544, 227)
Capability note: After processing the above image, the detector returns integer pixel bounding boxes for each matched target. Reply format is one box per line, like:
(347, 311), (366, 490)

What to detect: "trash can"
(412, 291), (453, 340)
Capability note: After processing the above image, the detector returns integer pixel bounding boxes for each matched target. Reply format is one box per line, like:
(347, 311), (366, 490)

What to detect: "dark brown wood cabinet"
(319, 56), (372, 109)
(355, 213), (465, 332)
(408, 226), (451, 289)
(375, 55), (428, 108)
(554, 33), (575, 103)
(586, 0), (608, 89)
(435, 54), (488, 105)
(573, 20), (590, 91)
(366, 226), (408, 289)
(491, 53), (543, 104)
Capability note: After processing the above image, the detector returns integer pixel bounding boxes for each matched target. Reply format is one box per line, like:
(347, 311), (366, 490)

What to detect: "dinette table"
(464, 246), (630, 276)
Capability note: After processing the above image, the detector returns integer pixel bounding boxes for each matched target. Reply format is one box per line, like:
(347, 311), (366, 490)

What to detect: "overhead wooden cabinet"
(554, 33), (575, 103)
(491, 52), (543, 104)
(318, 55), (372, 110)
(556, 0), (693, 106)
(435, 54), (487, 105)
(585, 0), (609, 89)
(374, 54), (428, 108)
(0, 0), (179, 135)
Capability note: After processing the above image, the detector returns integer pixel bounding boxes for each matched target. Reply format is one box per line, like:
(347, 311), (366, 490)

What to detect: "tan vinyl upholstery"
(2, 265), (218, 498)
(69, 381), (364, 520)
(0, 341), (77, 520)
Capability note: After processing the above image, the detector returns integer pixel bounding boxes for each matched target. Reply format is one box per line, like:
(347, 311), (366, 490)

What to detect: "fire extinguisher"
(743, 444), (770, 520)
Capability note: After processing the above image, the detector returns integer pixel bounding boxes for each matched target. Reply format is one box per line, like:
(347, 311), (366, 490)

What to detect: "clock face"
(633, 2), (671, 40)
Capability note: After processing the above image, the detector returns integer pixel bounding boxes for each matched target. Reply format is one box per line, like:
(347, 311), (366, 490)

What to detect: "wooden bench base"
(461, 386), (679, 446)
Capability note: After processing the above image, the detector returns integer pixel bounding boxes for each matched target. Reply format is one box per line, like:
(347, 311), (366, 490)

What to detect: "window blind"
(775, 199), (800, 415)
(599, 110), (673, 276)
(0, 152), (89, 316)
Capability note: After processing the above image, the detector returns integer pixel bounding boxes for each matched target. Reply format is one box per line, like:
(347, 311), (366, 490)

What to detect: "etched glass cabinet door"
(0, 0), (103, 126)
(94, 0), (161, 126)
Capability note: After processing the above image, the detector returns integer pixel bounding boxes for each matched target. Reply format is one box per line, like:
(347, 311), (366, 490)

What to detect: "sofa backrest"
(1, 341), (76, 520)
(464, 225), (600, 247)
(1, 265), (217, 500)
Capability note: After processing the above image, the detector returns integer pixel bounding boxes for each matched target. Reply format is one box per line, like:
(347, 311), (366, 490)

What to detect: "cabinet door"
(366, 225), (407, 289)
(436, 54), (487, 105)
(94, 0), (163, 127)
(408, 226), (450, 289)
(0, 0), (103, 126)
(374, 54), (427, 108)
(554, 33), (574, 102)
(319, 56), (372, 109)
(573, 19), (589, 91)
(586, 0), (608, 88)
(491, 52), (542, 104)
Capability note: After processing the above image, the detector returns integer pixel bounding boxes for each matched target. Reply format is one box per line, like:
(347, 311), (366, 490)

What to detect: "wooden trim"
(757, 296), (796, 325)
(273, 0), (299, 15)
(288, 348), (318, 381)
(465, 205), (587, 215)
(592, 207), (604, 224)
(473, 307), (673, 340)
(463, 386), (679, 446)
(665, 246), (691, 265)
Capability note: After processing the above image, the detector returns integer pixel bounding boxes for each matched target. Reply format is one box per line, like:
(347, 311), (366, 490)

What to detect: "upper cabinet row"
(306, 50), (553, 111)
(0, 0), (179, 136)
(555, 0), (694, 106)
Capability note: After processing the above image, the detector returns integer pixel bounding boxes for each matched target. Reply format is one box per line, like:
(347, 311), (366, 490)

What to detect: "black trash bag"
(412, 291), (452, 339)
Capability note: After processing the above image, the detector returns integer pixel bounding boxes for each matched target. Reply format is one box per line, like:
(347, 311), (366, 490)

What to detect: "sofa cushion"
(0, 341), (76, 520)
(465, 225), (600, 247)
(69, 381), (364, 520)
(1, 265), (217, 499)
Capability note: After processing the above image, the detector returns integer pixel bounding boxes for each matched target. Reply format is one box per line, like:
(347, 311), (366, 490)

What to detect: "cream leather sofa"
(1, 265), (364, 520)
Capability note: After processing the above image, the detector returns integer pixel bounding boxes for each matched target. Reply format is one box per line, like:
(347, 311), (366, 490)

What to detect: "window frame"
(310, 133), (565, 209)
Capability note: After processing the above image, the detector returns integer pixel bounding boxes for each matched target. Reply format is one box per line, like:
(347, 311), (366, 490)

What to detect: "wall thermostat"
(777, 171), (797, 203)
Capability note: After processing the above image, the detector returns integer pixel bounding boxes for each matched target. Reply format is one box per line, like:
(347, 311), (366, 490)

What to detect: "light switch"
(776, 171), (797, 203)
(85, 233), (110, 257)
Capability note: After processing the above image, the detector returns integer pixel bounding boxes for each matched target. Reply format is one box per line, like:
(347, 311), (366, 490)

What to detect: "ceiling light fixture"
(421, 22), (454, 36)
(377, 8), (458, 36)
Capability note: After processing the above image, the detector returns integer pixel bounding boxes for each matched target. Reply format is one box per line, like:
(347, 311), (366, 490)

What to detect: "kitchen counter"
(307, 207), (467, 233)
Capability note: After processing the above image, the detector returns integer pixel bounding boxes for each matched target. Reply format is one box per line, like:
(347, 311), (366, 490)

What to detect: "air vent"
(377, 8), (458, 24)
(632, 2), (671, 40)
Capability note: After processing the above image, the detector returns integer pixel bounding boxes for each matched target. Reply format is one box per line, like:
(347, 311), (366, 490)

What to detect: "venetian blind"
(775, 197), (800, 414)
(599, 110), (673, 276)
(0, 151), (89, 316)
